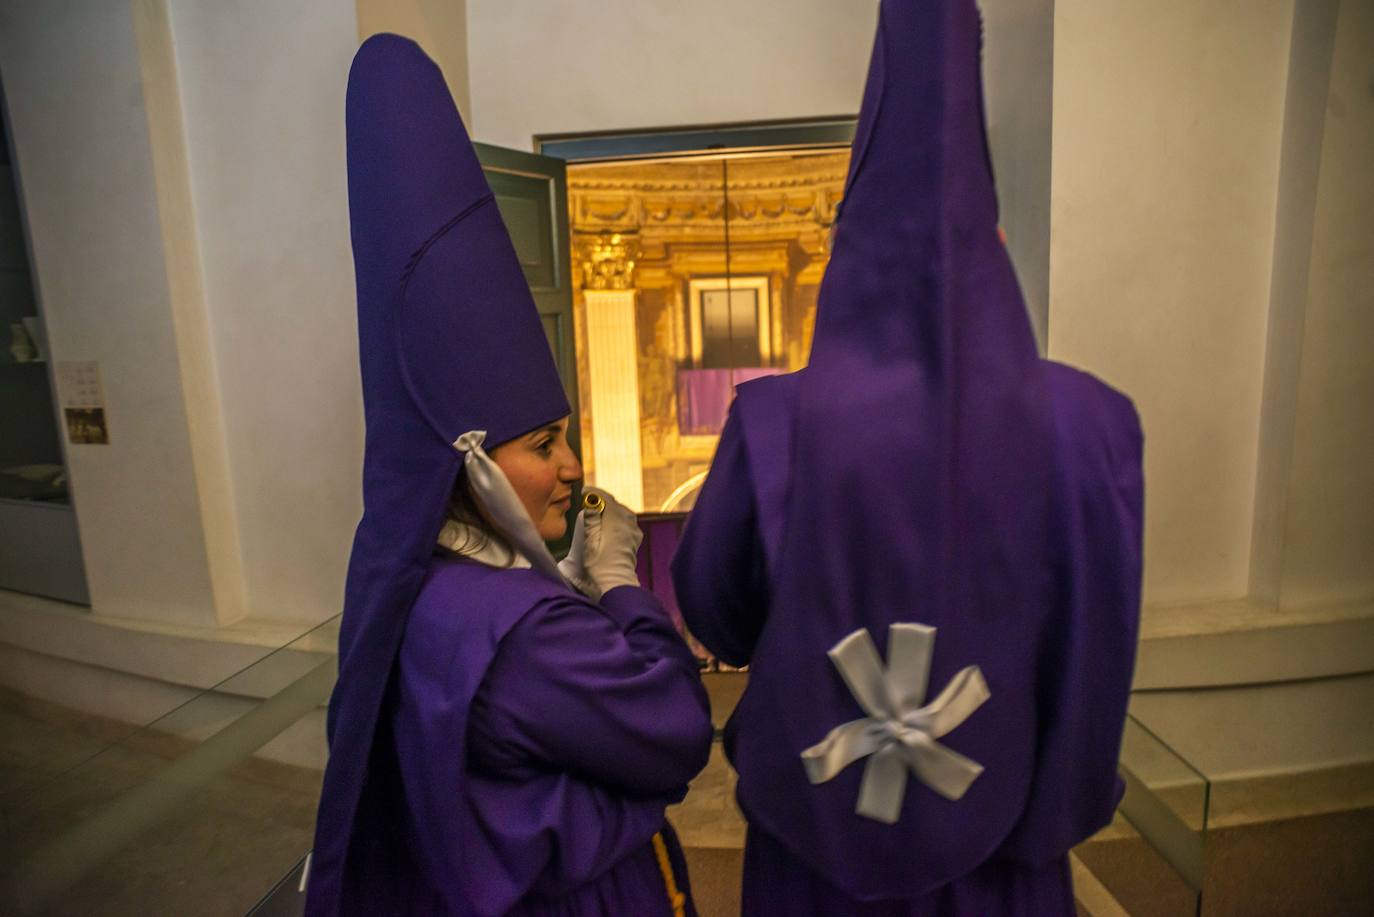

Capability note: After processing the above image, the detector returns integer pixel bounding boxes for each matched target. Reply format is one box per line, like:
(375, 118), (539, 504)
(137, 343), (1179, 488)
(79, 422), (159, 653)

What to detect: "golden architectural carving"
(569, 155), (847, 240)
(579, 232), (639, 291)
(568, 150), (850, 511)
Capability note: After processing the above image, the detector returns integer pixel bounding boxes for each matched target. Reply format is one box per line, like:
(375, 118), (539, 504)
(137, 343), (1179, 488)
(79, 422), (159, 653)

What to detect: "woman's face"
(489, 416), (582, 540)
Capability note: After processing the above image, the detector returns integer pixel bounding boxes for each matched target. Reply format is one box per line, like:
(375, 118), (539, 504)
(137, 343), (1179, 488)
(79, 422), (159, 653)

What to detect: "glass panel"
(1, 617), (337, 917)
(568, 156), (727, 517)
(722, 151), (844, 375)
(0, 615), (337, 808)
(1074, 713), (1209, 916)
(0, 80), (87, 607)
(699, 288), (761, 369)
(567, 147), (849, 516)
(0, 89), (65, 497)
(1119, 715), (1210, 840)
(0, 84), (76, 610)
(1073, 815), (1202, 917)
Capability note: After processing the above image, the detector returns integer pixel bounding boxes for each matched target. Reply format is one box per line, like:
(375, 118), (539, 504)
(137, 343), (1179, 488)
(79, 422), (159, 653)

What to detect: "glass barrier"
(567, 149), (849, 516)
(0, 616), (337, 917)
(246, 855), (310, 917)
(1074, 713), (1210, 917)
(4, 597), (1231, 917)
(0, 613), (339, 811)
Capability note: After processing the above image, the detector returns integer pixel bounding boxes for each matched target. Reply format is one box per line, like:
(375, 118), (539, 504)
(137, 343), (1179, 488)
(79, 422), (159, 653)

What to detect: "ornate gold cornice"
(569, 154), (848, 237)
(571, 174), (847, 193)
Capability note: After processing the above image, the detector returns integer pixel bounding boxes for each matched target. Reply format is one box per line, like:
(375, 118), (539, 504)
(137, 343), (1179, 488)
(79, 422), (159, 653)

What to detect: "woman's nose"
(560, 448), (583, 482)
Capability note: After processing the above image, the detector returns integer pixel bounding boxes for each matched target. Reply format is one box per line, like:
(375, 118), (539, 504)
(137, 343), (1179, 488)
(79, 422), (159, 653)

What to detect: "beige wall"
(0, 0), (220, 626)
(356, 0), (471, 121)
(166, 0), (362, 624)
(0, 0), (360, 627)
(1, 0), (1366, 639)
(464, 0), (879, 150)
(1249, 0), (1342, 608)
(982, 0), (1056, 350)
(1048, 0), (1296, 606)
(1277, 0), (1374, 606)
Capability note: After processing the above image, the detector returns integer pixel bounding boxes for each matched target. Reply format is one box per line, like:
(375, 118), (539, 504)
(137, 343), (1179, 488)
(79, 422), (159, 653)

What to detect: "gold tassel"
(651, 831), (687, 917)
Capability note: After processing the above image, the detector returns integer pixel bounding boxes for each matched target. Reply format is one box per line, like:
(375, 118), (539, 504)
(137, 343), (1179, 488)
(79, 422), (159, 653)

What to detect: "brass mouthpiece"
(582, 491), (606, 514)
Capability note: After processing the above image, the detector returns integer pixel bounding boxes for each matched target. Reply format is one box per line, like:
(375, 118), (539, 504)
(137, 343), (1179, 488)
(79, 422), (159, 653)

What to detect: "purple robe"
(311, 36), (713, 915)
(674, 368), (1141, 915)
(674, 0), (1145, 909)
(358, 556), (711, 915)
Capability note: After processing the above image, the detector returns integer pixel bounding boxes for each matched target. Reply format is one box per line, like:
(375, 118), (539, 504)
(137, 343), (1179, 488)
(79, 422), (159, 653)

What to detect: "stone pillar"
(1253, 0), (1374, 610)
(584, 288), (644, 511)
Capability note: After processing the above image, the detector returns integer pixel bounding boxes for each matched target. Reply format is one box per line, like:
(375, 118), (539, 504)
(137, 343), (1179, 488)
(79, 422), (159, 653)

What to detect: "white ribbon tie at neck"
(453, 430), (566, 585)
(800, 623), (990, 824)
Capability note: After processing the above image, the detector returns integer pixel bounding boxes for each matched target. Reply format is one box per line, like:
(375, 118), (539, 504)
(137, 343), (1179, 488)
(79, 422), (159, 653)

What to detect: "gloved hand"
(557, 511), (598, 599)
(581, 487), (643, 597)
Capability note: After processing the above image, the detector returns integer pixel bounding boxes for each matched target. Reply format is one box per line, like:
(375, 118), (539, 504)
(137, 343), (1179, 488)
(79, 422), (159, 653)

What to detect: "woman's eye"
(536, 438), (554, 455)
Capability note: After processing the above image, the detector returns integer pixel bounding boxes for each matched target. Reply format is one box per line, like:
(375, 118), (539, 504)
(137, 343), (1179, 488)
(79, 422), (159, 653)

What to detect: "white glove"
(557, 511), (598, 599)
(581, 487), (643, 596)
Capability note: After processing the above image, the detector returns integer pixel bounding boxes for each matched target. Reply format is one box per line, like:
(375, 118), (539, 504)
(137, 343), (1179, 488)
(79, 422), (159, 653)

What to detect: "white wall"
(982, 0), (1055, 351)
(1278, 0), (1374, 606)
(0, 0), (360, 627)
(1249, 0), (1341, 608)
(1048, 0), (1296, 606)
(0, 1), (218, 625)
(2, 0), (1364, 640)
(357, 0), (472, 122)
(465, 0), (879, 150)
(466, 0), (1055, 338)
(167, 0), (361, 624)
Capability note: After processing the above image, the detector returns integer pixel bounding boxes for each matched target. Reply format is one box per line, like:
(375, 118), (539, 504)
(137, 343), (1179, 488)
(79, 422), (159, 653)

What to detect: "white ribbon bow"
(800, 623), (990, 824)
(453, 430), (566, 585)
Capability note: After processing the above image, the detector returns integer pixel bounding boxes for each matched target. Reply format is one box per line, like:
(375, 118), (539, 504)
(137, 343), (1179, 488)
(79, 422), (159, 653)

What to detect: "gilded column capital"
(578, 231), (640, 291)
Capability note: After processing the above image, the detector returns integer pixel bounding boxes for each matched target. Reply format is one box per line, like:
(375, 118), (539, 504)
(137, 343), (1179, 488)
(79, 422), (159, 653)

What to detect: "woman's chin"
(539, 518), (568, 542)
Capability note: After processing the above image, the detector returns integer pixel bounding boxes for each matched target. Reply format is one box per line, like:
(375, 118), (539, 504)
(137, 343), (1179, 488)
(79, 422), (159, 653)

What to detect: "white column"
(134, 0), (248, 625)
(584, 289), (644, 512)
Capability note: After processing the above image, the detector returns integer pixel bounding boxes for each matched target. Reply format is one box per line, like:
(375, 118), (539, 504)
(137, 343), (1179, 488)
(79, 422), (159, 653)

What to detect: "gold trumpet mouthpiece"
(582, 491), (606, 514)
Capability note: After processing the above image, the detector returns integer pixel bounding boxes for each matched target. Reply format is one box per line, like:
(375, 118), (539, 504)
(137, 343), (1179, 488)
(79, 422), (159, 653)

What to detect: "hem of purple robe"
(741, 826), (1075, 917)
(507, 823), (697, 917)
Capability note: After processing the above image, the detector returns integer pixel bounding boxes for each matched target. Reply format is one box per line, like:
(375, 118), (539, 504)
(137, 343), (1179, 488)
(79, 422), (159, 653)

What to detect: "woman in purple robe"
(306, 35), (712, 917)
(673, 1), (1144, 914)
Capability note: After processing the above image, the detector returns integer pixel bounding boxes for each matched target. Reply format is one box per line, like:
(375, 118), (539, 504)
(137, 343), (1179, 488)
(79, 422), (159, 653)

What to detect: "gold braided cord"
(651, 831), (687, 917)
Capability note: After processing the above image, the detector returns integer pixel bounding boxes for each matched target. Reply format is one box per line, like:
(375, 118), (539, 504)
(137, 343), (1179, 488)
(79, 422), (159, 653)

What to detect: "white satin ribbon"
(453, 430), (565, 585)
(800, 623), (990, 824)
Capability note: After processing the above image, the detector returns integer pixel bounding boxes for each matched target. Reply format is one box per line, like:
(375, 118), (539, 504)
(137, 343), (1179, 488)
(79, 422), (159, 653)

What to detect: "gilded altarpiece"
(568, 151), (849, 511)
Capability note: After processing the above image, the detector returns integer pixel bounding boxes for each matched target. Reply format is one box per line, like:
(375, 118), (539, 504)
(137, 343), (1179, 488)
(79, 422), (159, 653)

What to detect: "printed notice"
(56, 361), (110, 445)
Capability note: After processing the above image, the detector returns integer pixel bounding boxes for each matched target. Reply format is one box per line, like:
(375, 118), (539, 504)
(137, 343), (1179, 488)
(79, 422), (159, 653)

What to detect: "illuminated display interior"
(568, 149), (850, 511)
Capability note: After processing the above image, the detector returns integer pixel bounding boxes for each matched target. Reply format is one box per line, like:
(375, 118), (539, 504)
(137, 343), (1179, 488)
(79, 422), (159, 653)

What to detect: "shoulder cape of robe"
(674, 364), (1143, 902)
(346, 558), (711, 916)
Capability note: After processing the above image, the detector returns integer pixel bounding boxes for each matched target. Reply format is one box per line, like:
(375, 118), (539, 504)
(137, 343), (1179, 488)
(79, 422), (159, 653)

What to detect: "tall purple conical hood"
(307, 34), (568, 915)
(728, 0), (1057, 898)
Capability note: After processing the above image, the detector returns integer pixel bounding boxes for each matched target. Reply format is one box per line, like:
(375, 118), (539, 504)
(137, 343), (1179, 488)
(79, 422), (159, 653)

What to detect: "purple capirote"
(308, 34), (711, 915)
(674, 0), (1144, 911)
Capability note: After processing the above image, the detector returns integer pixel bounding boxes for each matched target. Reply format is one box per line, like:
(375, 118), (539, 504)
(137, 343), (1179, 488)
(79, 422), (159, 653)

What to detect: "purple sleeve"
(670, 404), (770, 667)
(469, 588), (712, 796)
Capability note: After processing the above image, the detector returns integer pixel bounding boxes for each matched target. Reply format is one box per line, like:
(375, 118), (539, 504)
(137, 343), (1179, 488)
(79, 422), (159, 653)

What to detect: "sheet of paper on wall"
(56, 360), (110, 445)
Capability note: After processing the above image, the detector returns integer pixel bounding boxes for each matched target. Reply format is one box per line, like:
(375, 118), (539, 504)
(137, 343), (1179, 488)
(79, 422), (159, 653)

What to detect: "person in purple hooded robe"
(672, 1), (1144, 914)
(305, 35), (712, 917)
